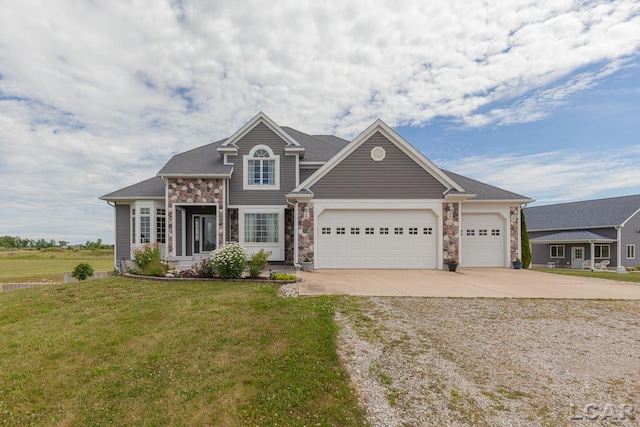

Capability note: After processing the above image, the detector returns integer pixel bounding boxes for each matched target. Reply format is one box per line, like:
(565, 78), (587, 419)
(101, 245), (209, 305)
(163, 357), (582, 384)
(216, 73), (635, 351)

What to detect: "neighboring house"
(100, 112), (532, 270)
(525, 195), (640, 271)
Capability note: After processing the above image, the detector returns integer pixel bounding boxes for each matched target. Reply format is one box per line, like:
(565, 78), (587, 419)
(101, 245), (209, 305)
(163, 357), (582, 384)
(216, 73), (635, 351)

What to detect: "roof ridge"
(281, 126), (347, 149)
(529, 193), (640, 209)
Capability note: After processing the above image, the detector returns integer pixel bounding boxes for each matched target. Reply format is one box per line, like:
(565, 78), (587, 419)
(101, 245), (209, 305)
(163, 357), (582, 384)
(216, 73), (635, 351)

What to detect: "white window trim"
(550, 245), (565, 258)
(243, 145), (280, 190)
(626, 244), (635, 259)
(238, 206), (285, 261)
(594, 244), (610, 259)
(130, 200), (167, 257)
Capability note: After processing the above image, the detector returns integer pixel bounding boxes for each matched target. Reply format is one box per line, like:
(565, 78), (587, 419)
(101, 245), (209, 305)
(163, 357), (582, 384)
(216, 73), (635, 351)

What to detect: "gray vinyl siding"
(622, 210), (640, 267)
(115, 204), (131, 260)
(309, 132), (447, 199)
(228, 122), (296, 205)
(300, 167), (320, 183)
(175, 209), (183, 257)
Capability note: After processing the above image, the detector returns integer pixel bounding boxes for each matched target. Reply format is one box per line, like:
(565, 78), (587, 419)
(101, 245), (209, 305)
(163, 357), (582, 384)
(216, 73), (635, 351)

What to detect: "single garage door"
(461, 213), (505, 267)
(317, 209), (437, 269)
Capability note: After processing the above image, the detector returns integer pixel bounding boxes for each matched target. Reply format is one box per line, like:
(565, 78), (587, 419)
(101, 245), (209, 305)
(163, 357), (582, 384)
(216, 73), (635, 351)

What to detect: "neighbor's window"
(550, 245), (565, 258)
(594, 244), (610, 259)
(627, 244), (636, 259)
(244, 213), (278, 243)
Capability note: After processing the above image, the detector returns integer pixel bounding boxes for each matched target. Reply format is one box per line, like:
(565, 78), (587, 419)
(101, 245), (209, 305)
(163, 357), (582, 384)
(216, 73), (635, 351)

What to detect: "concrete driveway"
(298, 268), (640, 299)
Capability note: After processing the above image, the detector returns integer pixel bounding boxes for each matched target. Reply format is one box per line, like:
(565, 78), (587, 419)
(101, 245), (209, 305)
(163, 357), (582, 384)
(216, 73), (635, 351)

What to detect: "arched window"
(244, 145), (279, 189)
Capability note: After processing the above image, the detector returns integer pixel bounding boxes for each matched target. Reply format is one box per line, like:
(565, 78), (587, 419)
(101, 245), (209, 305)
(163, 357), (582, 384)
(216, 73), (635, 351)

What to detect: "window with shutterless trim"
(627, 244), (635, 259)
(550, 245), (565, 258)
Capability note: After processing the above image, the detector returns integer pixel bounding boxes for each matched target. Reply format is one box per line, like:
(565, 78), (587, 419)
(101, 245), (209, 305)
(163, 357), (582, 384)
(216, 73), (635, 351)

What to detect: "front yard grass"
(0, 278), (366, 426)
(536, 268), (640, 283)
(0, 249), (114, 283)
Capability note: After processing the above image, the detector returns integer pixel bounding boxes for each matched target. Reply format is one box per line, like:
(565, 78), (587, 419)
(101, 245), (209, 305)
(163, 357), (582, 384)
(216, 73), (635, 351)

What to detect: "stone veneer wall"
(442, 202), (460, 263)
(167, 178), (225, 255)
(297, 202), (314, 263)
(227, 208), (238, 243)
(285, 209), (294, 264)
(510, 206), (520, 262)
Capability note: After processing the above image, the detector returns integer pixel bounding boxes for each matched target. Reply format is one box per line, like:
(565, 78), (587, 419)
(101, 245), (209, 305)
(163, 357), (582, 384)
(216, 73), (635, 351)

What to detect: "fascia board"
(221, 111), (301, 148)
(293, 118), (464, 193)
(621, 207), (640, 227)
(528, 225), (617, 232)
(157, 173), (231, 179)
(464, 198), (535, 204)
(99, 196), (164, 201)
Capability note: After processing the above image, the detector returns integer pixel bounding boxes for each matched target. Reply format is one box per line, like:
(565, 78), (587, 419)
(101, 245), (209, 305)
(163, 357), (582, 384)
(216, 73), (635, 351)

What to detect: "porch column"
(589, 241), (595, 271)
(616, 226), (628, 274)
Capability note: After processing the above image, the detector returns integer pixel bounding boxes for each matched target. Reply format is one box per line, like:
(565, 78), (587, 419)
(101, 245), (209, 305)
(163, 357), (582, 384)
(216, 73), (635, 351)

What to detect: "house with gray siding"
(525, 195), (640, 272)
(101, 112), (532, 270)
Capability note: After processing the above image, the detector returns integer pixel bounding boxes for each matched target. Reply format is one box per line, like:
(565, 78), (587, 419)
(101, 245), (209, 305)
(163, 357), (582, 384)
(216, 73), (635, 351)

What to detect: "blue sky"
(1, 0), (639, 244)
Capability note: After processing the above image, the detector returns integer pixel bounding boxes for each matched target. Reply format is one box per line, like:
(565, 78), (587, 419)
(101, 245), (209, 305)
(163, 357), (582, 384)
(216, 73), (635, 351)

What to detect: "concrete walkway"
(298, 268), (640, 299)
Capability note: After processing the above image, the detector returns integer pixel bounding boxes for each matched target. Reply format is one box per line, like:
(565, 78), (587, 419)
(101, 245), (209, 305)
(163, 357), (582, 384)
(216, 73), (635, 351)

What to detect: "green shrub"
(248, 250), (270, 279)
(210, 243), (247, 279)
(142, 260), (167, 277)
(133, 243), (162, 270)
(195, 258), (216, 278)
(71, 263), (94, 281)
(270, 273), (297, 280)
(521, 209), (532, 269)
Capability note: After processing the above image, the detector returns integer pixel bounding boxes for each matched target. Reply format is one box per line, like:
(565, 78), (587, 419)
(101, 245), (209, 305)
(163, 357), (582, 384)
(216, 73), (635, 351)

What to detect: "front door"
(193, 215), (217, 254)
(571, 247), (584, 269)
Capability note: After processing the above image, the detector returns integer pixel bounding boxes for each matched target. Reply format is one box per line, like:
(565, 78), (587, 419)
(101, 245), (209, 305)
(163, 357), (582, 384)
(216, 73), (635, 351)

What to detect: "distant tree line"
(0, 236), (113, 250)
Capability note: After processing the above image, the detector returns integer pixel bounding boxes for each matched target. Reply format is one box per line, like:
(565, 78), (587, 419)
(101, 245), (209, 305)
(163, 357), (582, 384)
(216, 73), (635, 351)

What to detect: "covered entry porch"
(530, 230), (617, 271)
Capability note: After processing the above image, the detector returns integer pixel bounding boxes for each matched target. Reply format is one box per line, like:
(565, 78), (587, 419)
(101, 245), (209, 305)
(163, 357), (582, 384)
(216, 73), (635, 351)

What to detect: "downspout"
(615, 226), (628, 274)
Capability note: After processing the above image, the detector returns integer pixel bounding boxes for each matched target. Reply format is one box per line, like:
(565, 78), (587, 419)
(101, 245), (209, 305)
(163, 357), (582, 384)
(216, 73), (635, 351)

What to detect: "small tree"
(521, 208), (532, 269)
(248, 250), (270, 279)
(71, 263), (94, 281)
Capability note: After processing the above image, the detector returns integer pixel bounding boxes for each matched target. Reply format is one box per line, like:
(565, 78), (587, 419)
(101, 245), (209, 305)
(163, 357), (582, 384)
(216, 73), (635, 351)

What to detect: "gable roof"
(100, 176), (165, 200)
(220, 111), (301, 149)
(525, 194), (640, 231)
(443, 170), (532, 202)
(293, 118), (464, 194)
(281, 126), (349, 162)
(157, 139), (233, 178)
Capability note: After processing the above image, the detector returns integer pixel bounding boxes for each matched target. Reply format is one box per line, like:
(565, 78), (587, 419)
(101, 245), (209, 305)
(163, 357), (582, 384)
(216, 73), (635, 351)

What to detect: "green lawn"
(0, 249), (114, 283)
(0, 278), (366, 426)
(536, 268), (640, 283)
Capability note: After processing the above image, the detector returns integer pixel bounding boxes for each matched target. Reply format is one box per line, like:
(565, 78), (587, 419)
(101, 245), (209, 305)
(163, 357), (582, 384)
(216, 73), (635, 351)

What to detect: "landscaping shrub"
(71, 262), (94, 281)
(133, 243), (162, 270)
(210, 242), (247, 279)
(195, 258), (216, 278)
(248, 250), (270, 279)
(270, 273), (297, 280)
(521, 209), (532, 269)
(142, 260), (167, 277)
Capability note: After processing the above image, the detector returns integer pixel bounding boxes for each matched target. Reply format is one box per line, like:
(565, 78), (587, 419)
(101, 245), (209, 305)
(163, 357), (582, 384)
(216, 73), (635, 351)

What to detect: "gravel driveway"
(336, 297), (640, 426)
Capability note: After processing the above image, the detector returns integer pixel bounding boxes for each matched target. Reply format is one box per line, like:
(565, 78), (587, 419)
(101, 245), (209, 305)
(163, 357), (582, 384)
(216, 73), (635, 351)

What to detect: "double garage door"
(317, 209), (437, 269)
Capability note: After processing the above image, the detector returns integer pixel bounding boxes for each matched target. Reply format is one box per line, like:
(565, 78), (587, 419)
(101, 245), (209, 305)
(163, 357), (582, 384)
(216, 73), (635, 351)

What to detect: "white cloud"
(0, 0), (639, 242)
(435, 145), (640, 205)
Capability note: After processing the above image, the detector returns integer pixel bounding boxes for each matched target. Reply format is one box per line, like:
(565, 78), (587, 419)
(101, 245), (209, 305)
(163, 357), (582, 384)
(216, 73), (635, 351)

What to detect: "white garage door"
(461, 213), (505, 267)
(317, 209), (437, 269)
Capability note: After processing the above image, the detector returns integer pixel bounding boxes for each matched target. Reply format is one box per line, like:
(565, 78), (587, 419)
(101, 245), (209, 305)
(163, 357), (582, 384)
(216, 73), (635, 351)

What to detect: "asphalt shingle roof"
(281, 126), (350, 162)
(157, 139), (232, 176)
(525, 194), (640, 230)
(443, 170), (530, 201)
(529, 230), (616, 242)
(100, 176), (165, 199)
